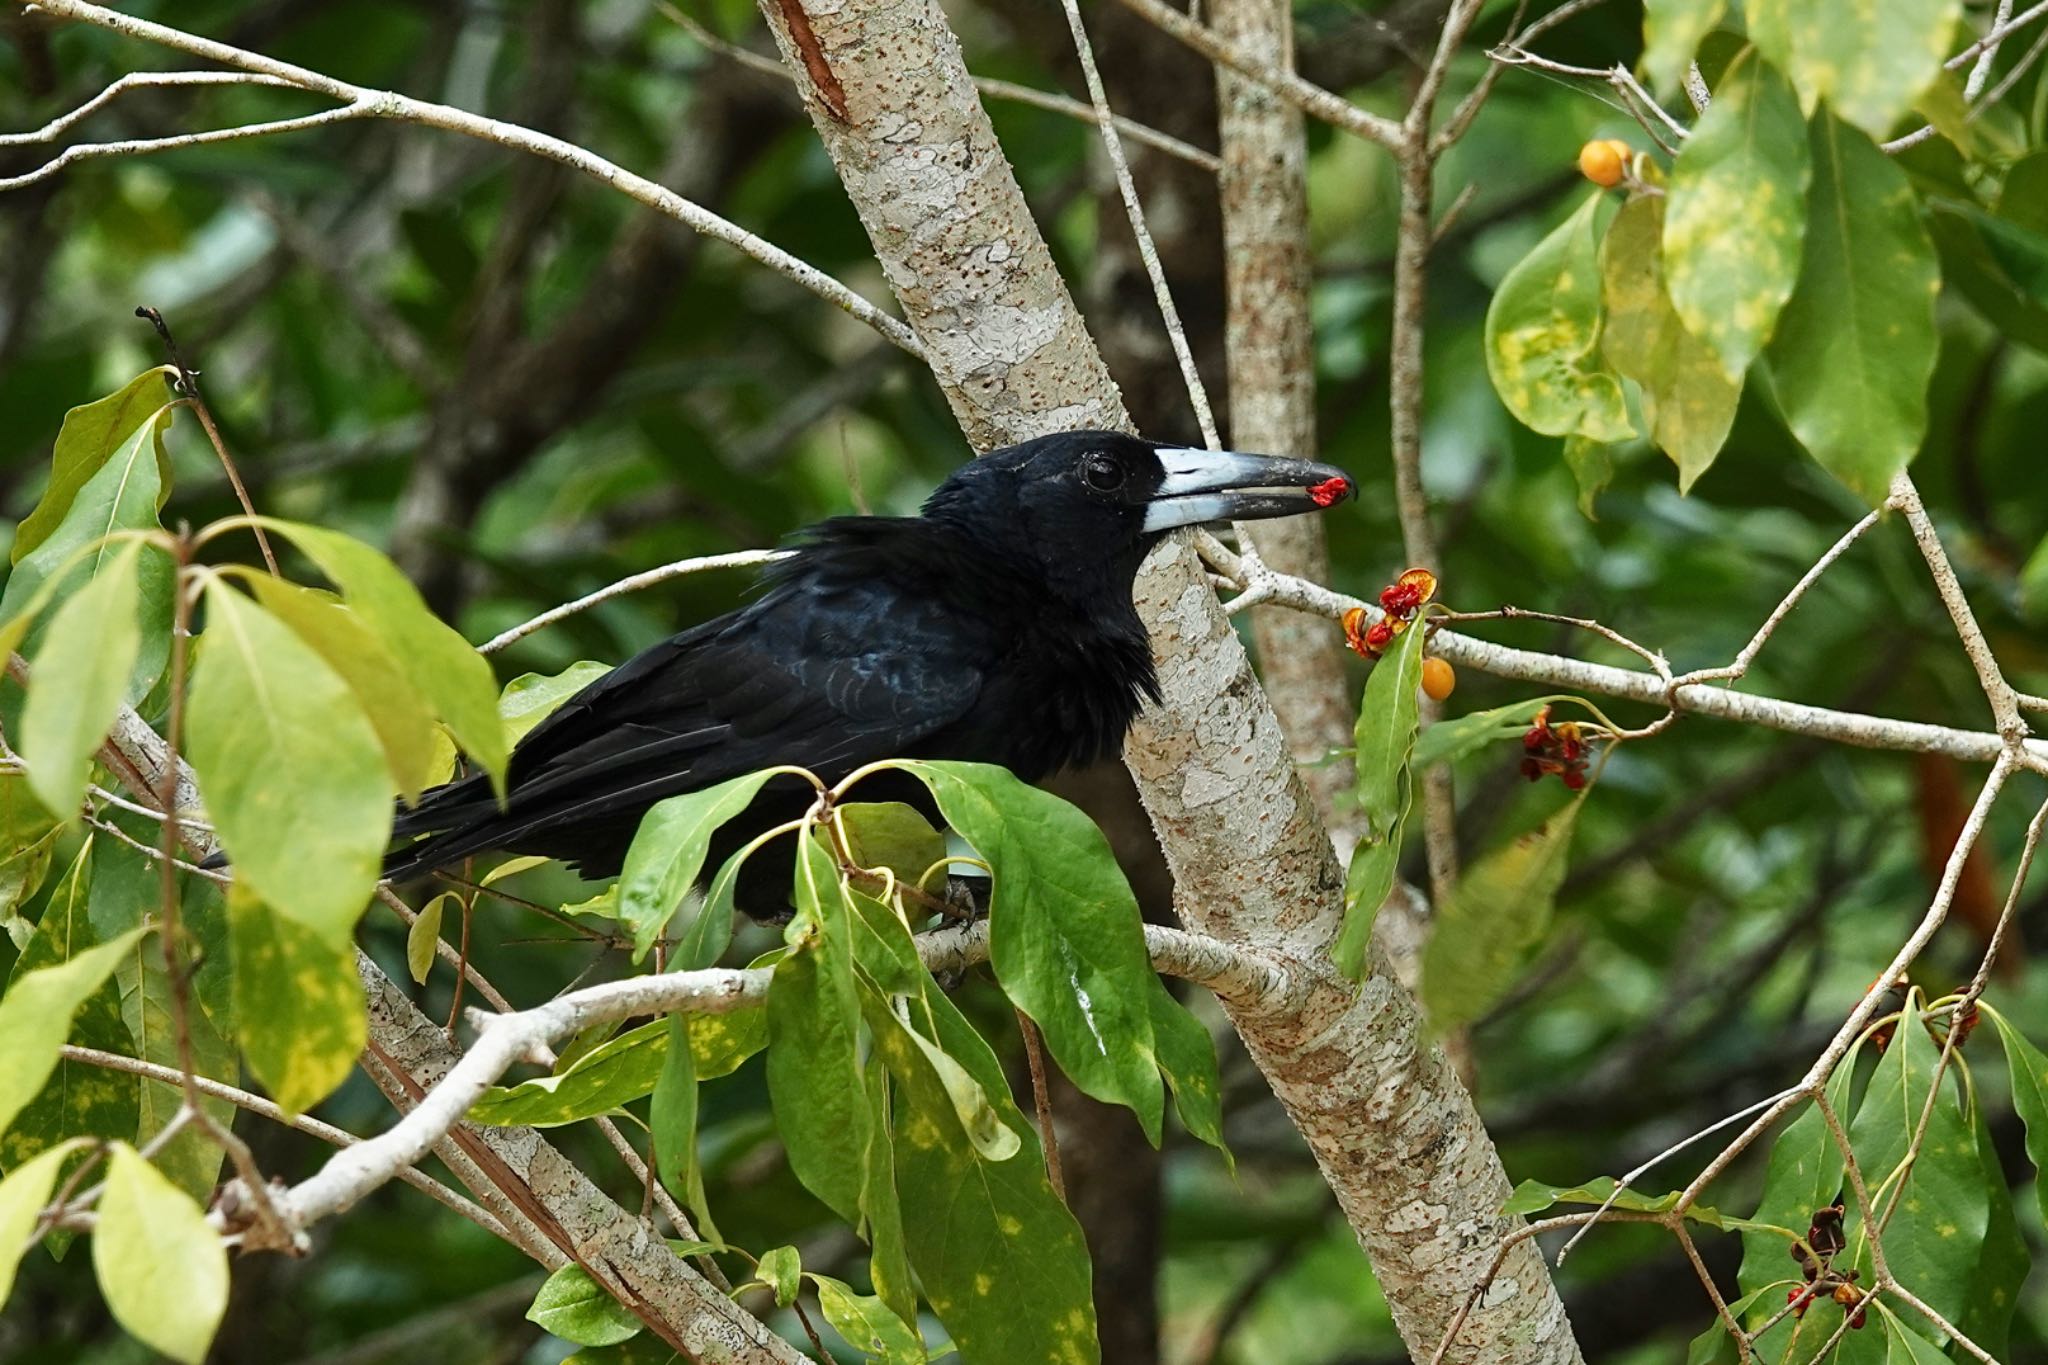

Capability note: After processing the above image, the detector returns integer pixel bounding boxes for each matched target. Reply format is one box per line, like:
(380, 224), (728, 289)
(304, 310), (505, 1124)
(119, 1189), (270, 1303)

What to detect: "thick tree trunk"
(750, 0), (1583, 1360)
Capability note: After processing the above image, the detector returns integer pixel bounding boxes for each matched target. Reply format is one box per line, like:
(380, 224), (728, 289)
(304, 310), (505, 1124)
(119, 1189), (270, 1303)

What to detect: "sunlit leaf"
(0, 404), (176, 701)
(813, 1273), (928, 1364)
(20, 541), (144, 820)
(500, 661), (611, 743)
(867, 991), (1018, 1164)
(255, 520), (509, 790)
(758, 1244), (801, 1308)
(1766, 114), (1939, 502)
(0, 843), (144, 1146)
(470, 1019), (667, 1127)
(1339, 621), (1427, 976)
(1421, 793), (1585, 1029)
(1601, 195), (1741, 490)
(618, 769), (780, 961)
(188, 580), (390, 943)
(1664, 51), (1809, 381)
(1746, 0), (1961, 138)
(228, 883), (366, 1115)
(1562, 435), (1618, 518)
(526, 1263), (642, 1347)
(407, 891), (453, 985)
(92, 1143), (229, 1365)
(687, 1002), (767, 1079)
(247, 577), (442, 804)
(1483, 193), (1634, 441)
(0, 1139), (88, 1307)
(11, 369), (173, 564)
(0, 774), (61, 929)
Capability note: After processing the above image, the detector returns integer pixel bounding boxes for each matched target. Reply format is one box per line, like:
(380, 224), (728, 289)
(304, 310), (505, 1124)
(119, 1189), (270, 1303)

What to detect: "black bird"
(383, 431), (1354, 915)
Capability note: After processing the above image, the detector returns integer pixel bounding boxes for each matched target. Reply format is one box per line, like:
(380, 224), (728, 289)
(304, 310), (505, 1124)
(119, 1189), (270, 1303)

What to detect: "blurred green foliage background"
(4, 0), (2048, 1360)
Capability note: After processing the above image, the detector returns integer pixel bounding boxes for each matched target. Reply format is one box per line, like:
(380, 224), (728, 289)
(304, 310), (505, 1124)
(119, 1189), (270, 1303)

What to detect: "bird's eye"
(1081, 453), (1125, 492)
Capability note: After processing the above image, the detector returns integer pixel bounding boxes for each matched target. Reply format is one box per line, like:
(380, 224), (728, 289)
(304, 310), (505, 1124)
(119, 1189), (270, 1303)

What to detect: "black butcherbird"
(383, 431), (1353, 915)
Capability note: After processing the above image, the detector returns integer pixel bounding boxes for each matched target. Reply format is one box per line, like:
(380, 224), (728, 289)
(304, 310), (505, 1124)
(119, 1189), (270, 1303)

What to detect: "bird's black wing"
(387, 562), (994, 874)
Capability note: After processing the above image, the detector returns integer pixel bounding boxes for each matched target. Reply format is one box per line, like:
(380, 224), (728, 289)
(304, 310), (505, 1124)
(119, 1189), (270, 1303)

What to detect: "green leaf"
(90, 833), (233, 1206)
(1484, 193), (1634, 441)
(1561, 435), (1617, 518)
(526, 1263), (643, 1347)
(618, 769), (781, 961)
(253, 520), (508, 788)
(1, 841), (137, 1235)
(1686, 1288), (1765, 1365)
(0, 1139), (88, 1307)
(839, 802), (949, 893)
(1736, 1064), (1854, 1312)
(1879, 1313), (1954, 1365)
(896, 761), (1175, 1145)
(1843, 1001), (1984, 1334)
(0, 774), (61, 927)
(500, 661), (611, 743)
(1148, 988), (1227, 1157)
(407, 892), (452, 985)
(867, 991), (1019, 1164)
(470, 1019), (668, 1127)
(765, 836), (873, 1222)
(1502, 1175), (1726, 1227)
(19, 540), (144, 820)
(1601, 195), (1741, 490)
(1959, 1091), (2026, 1358)
(758, 1244), (802, 1308)
(246, 577), (442, 804)
(687, 1004), (768, 1079)
(860, 1059), (917, 1329)
(228, 883), (367, 1115)
(1931, 201), (2048, 355)
(1421, 794), (1585, 1029)
(0, 847), (145, 1144)
(1664, 51), (1810, 381)
(891, 986), (1097, 1365)
(12, 369), (174, 564)
(187, 579), (390, 943)
(561, 1339), (686, 1365)
(1338, 621), (1428, 976)
(1766, 114), (1939, 503)
(0, 405), (176, 702)
(1413, 698), (1553, 770)
(650, 1012), (698, 1211)
(813, 1273), (929, 1364)
(1642, 0), (1724, 98)
(1986, 1004), (2048, 1228)
(1746, 0), (1961, 139)
(92, 1143), (229, 1365)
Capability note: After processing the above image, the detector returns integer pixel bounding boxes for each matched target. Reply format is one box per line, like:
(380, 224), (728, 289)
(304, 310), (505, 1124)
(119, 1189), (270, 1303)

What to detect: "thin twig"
(478, 549), (787, 654)
(1015, 1010), (1065, 1201)
(137, 307), (279, 575)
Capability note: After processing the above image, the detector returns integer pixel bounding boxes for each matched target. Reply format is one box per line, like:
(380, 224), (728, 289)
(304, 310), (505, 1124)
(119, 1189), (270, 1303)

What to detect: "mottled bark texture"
(1212, 0), (1357, 841)
(355, 956), (806, 1364)
(754, 0), (1583, 1359)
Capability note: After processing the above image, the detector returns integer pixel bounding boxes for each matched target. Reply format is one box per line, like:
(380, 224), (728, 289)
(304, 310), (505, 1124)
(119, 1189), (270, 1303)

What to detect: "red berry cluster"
(1520, 707), (1590, 790)
(1342, 568), (1437, 659)
(1787, 1199), (1866, 1328)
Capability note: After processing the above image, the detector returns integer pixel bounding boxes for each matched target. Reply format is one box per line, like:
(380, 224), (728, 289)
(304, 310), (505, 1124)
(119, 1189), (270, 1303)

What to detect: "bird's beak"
(1141, 447), (1357, 532)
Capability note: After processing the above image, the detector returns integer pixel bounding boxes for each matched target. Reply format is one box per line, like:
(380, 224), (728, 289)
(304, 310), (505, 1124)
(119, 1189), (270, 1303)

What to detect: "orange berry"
(1578, 139), (1626, 188)
(1421, 656), (1456, 701)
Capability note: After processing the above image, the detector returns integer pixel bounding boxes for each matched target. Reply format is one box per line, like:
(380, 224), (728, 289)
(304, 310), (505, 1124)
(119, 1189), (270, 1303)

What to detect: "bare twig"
(1015, 1010), (1065, 1201)
(17, 0), (923, 357)
(478, 549), (788, 654)
(137, 307), (279, 576)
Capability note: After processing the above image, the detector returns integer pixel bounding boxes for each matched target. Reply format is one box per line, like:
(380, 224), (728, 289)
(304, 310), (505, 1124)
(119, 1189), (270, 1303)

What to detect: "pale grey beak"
(1141, 447), (1356, 532)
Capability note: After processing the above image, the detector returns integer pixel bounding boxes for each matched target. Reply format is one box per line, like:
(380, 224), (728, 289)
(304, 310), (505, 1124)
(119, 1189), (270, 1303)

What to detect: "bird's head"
(923, 430), (1355, 605)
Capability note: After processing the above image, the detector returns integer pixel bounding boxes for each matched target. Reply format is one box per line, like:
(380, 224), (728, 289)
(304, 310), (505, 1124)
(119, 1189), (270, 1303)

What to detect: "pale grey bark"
(752, 0), (1581, 1358)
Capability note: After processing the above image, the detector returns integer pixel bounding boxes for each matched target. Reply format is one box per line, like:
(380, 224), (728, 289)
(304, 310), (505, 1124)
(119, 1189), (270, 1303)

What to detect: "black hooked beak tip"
(1141, 446), (1357, 533)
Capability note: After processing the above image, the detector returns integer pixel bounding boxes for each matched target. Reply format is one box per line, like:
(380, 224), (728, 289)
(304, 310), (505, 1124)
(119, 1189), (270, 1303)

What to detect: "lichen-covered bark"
(752, 0), (1124, 450)
(1212, 0), (1356, 839)
(754, 0), (1582, 1358)
(356, 957), (805, 1365)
